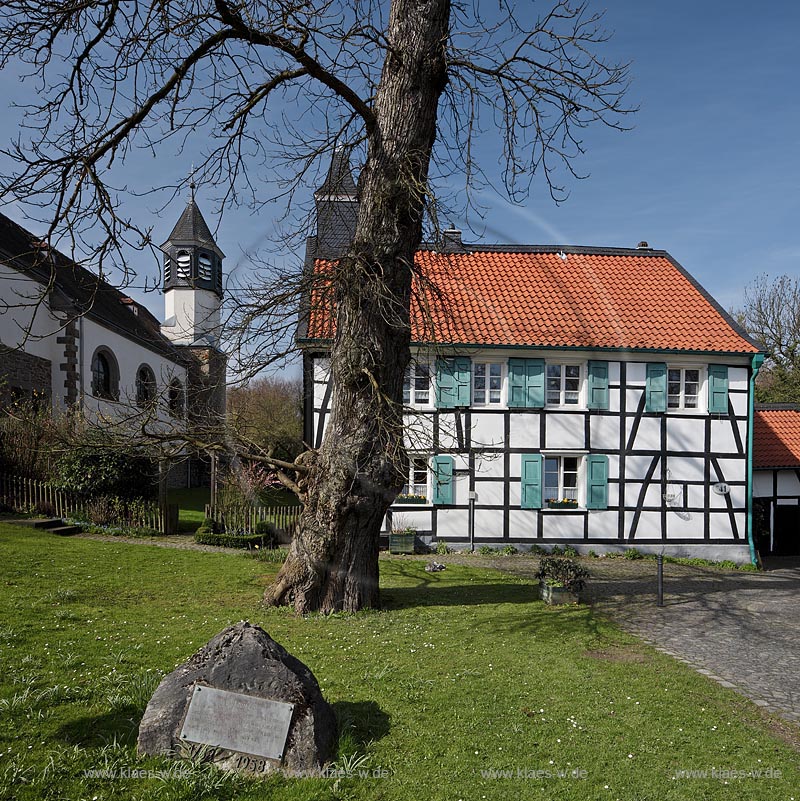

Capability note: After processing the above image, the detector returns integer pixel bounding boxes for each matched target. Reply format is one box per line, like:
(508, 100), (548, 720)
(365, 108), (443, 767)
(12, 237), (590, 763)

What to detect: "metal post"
(656, 553), (664, 607)
(468, 491), (476, 552)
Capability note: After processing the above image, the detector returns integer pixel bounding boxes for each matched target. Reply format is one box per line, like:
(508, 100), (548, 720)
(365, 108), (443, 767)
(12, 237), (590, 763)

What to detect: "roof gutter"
(746, 353), (765, 565)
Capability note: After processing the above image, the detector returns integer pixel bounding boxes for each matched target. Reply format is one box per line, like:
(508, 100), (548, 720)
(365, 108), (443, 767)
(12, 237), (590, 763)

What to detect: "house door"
(772, 504), (800, 556)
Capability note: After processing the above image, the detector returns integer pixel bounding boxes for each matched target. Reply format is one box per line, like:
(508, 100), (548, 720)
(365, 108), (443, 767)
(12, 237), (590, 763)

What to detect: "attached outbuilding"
(753, 404), (800, 556)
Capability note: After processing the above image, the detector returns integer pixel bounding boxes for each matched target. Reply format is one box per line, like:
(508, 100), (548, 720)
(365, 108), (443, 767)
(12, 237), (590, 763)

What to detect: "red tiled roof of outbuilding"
(304, 245), (758, 354)
(754, 407), (800, 469)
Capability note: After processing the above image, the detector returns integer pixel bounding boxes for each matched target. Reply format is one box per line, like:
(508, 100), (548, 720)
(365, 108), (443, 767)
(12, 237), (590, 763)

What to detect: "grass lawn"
(0, 523), (797, 801)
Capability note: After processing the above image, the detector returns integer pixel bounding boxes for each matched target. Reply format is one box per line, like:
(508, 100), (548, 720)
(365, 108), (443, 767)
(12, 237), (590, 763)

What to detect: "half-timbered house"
(299, 154), (764, 563)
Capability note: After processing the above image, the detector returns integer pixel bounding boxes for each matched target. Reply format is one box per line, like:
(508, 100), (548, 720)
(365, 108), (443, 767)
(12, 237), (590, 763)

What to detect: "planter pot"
(539, 580), (579, 605)
(388, 533), (416, 554)
(395, 497), (427, 505)
(547, 500), (579, 509)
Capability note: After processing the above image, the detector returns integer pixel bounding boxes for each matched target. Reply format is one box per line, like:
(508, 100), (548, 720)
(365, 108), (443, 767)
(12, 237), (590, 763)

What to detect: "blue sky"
(1, 0), (798, 345)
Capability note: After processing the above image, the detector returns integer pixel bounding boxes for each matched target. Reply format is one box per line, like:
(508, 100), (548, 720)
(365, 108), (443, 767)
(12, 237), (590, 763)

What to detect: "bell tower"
(161, 185), (224, 345)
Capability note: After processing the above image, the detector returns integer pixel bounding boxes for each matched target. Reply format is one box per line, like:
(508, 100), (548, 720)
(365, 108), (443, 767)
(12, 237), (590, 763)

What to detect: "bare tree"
(0, 0), (633, 612)
(737, 274), (800, 403)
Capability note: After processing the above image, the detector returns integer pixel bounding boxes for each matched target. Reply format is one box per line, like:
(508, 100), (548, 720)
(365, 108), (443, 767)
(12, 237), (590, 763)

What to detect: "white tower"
(161, 190), (224, 345)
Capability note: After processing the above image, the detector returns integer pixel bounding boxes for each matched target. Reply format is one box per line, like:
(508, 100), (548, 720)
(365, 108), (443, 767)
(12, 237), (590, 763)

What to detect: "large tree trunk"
(265, 0), (450, 613)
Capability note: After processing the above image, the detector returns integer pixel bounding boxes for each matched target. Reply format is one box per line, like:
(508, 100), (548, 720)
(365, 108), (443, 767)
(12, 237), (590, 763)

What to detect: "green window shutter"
(507, 358), (545, 408)
(707, 364), (729, 414)
(587, 360), (610, 410)
(645, 363), (667, 413)
(585, 454), (609, 510)
(520, 453), (543, 509)
(431, 455), (454, 505)
(436, 357), (471, 408)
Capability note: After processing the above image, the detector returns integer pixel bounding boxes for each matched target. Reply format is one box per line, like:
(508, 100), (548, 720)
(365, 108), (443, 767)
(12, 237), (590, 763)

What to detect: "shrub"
(53, 450), (156, 499)
(550, 544), (563, 556)
(587, 549), (598, 559)
(87, 497), (116, 526)
(500, 544), (518, 556)
(529, 544), (546, 555)
(623, 548), (644, 560)
(194, 531), (271, 549)
(562, 545), (579, 558)
(477, 545), (495, 555)
(33, 500), (58, 518)
(535, 557), (589, 593)
(254, 520), (279, 548)
(435, 540), (451, 555)
(196, 517), (220, 535)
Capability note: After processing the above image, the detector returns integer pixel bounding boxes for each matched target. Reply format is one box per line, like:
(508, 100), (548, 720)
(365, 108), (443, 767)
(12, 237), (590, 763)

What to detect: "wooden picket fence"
(0, 473), (178, 535)
(205, 503), (301, 538)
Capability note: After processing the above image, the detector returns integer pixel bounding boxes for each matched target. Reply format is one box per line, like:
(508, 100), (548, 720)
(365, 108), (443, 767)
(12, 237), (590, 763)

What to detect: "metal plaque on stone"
(179, 685), (294, 762)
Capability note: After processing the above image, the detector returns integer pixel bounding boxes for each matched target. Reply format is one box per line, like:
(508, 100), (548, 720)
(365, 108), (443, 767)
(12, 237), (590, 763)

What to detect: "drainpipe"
(746, 353), (765, 566)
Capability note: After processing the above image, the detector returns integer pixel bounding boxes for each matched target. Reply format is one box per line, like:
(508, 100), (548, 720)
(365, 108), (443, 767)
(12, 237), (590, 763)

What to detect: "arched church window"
(91, 348), (119, 400)
(176, 251), (192, 281)
(168, 379), (185, 419)
(136, 365), (157, 408)
(198, 252), (213, 281)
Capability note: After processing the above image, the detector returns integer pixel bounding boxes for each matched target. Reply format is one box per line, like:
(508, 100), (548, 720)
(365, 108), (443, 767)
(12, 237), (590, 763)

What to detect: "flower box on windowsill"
(547, 499), (579, 509)
(395, 495), (427, 505)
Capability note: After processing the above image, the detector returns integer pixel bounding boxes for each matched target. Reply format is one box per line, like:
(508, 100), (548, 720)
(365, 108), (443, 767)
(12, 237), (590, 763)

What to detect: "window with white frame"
(403, 362), (431, 406)
(473, 362), (503, 405)
(668, 367), (700, 409)
(544, 455), (580, 502)
(546, 363), (581, 406)
(401, 456), (429, 499)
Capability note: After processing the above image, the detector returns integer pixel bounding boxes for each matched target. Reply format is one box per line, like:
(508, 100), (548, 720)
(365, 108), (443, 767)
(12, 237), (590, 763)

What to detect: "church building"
(0, 195), (227, 486)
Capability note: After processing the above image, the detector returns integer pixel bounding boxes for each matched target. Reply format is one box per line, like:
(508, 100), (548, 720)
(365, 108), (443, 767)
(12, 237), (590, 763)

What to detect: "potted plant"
(546, 498), (579, 509)
(388, 516), (417, 554)
(535, 556), (589, 604)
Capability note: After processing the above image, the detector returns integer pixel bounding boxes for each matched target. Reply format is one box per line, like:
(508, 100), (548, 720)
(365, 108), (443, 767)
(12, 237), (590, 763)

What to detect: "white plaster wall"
(626, 417), (661, 451)
(729, 393), (749, 417)
(753, 471), (773, 497)
(471, 413), (505, 448)
(777, 471), (800, 496)
(404, 413), (434, 451)
(162, 288), (220, 344)
(508, 509), (538, 539)
(590, 415), (620, 450)
(586, 510), (616, 538)
(665, 455), (705, 483)
(544, 413), (585, 449)
(391, 509), (432, 531)
(509, 413), (540, 449)
(541, 512), (584, 539)
(728, 367), (748, 390)
(473, 480), (504, 505)
(625, 363), (647, 384)
(709, 512), (746, 539)
(81, 317), (187, 425)
(474, 453), (505, 478)
(474, 508), (504, 538)
(666, 417), (705, 454)
(626, 510), (661, 538)
(667, 513), (704, 539)
(436, 508), (469, 538)
(710, 418), (743, 455)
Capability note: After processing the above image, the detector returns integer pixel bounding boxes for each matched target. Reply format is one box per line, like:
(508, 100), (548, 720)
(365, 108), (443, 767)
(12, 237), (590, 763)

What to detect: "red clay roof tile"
(306, 247), (757, 354)
(754, 409), (800, 469)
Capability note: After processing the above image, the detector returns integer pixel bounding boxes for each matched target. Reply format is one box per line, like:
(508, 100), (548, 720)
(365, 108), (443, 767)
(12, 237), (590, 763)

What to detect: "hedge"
(194, 531), (271, 549)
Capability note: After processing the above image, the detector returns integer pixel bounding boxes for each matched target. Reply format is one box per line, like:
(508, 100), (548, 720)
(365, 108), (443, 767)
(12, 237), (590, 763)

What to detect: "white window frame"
(545, 361), (584, 408)
(472, 360), (504, 406)
(403, 361), (432, 407)
(667, 364), (705, 412)
(400, 454), (429, 500)
(542, 452), (586, 507)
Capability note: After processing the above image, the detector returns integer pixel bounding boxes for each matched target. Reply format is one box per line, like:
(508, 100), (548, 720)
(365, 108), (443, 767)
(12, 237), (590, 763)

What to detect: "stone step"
(49, 525), (82, 537)
(2, 517), (64, 530)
